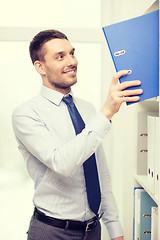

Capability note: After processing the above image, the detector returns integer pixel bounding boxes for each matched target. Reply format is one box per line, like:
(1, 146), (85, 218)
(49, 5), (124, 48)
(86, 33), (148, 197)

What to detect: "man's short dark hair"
(29, 29), (68, 64)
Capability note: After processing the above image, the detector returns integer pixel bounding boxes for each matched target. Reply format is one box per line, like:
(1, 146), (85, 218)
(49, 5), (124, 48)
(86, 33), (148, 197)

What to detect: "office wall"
(0, 1), (105, 240)
(0, 0), (101, 28)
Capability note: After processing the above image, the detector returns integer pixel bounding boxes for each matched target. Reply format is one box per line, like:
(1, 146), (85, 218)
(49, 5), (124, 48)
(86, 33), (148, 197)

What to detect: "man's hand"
(112, 237), (124, 240)
(101, 70), (143, 120)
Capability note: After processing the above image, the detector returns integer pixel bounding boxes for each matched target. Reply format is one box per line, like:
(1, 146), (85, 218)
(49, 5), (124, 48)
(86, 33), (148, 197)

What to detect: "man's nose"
(67, 55), (78, 66)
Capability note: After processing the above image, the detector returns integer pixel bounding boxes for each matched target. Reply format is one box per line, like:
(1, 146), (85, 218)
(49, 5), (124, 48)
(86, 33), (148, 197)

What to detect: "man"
(12, 30), (142, 240)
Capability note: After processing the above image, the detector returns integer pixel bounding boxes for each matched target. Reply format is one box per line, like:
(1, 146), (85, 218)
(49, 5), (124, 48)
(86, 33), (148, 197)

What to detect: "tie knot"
(62, 95), (73, 105)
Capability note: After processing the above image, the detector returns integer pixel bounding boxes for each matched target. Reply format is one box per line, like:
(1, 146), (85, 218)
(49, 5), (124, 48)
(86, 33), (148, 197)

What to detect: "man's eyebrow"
(54, 48), (75, 56)
(54, 51), (65, 56)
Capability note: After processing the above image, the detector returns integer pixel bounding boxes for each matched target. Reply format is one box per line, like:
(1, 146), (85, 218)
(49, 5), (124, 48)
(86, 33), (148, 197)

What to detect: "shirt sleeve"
(96, 144), (124, 239)
(12, 105), (111, 177)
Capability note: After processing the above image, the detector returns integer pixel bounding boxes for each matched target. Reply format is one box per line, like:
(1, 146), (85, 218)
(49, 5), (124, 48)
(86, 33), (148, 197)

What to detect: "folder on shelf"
(147, 115), (159, 198)
(151, 207), (158, 240)
(102, 10), (159, 105)
(137, 112), (158, 176)
(147, 116), (156, 195)
(133, 187), (144, 240)
(155, 117), (159, 201)
(133, 188), (157, 240)
(137, 112), (149, 175)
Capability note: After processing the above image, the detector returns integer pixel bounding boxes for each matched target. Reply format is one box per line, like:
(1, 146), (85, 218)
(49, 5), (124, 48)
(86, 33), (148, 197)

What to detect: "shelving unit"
(102, 0), (159, 239)
(135, 175), (159, 206)
(134, 1), (160, 239)
(135, 96), (160, 239)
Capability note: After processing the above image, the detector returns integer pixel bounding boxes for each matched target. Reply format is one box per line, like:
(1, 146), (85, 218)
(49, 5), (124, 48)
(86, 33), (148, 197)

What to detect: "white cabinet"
(102, 0), (159, 239)
(134, 0), (159, 14)
(135, 1), (160, 239)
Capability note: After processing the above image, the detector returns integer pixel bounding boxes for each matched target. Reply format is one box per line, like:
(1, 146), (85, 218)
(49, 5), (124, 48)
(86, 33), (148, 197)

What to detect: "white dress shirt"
(12, 85), (123, 239)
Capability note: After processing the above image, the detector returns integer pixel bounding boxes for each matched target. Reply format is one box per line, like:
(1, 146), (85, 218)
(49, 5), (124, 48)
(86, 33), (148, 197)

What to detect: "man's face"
(40, 38), (78, 93)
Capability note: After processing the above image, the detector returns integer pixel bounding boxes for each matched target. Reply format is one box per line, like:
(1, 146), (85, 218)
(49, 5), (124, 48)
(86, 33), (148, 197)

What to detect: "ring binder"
(102, 10), (159, 104)
(133, 188), (157, 240)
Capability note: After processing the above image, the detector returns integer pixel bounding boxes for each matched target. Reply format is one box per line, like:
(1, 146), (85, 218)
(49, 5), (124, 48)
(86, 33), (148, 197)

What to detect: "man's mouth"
(63, 66), (77, 74)
(67, 70), (76, 74)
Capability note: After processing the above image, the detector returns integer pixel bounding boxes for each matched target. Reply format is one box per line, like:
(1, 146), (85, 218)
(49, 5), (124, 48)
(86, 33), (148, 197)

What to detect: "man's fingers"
(120, 89), (143, 97)
(118, 80), (141, 91)
(112, 70), (129, 84)
(112, 70), (142, 92)
(122, 96), (140, 102)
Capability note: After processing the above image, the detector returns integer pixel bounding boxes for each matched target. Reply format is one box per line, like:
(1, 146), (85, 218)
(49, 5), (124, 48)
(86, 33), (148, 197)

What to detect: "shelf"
(135, 175), (159, 205)
(144, 96), (160, 102)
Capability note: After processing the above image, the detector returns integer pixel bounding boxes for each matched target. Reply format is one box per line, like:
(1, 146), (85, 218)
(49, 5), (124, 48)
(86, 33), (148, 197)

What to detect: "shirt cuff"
(106, 221), (124, 239)
(86, 111), (111, 139)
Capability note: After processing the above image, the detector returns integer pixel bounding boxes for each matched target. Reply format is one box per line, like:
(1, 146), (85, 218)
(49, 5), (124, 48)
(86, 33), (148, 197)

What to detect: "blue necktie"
(62, 95), (101, 215)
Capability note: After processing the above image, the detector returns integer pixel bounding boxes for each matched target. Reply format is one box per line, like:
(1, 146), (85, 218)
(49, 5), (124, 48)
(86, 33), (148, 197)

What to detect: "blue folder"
(133, 188), (157, 240)
(102, 10), (159, 105)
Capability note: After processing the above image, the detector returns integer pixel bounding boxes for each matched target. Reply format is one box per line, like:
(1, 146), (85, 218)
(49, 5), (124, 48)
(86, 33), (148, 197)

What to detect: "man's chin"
(48, 77), (77, 90)
(64, 78), (77, 88)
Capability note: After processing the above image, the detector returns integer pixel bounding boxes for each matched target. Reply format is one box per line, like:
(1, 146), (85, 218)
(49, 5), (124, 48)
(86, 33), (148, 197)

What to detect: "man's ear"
(34, 60), (46, 75)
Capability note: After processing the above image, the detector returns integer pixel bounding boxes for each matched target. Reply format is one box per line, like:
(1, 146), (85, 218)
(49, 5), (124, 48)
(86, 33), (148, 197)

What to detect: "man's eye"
(57, 55), (63, 60)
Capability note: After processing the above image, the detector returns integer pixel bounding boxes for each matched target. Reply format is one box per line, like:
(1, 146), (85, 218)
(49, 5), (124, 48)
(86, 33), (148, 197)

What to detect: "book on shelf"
(137, 112), (159, 201)
(133, 188), (157, 240)
(137, 112), (158, 176)
(102, 10), (159, 105)
(147, 115), (159, 200)
(147, 116), (156, 195)
(151, 207), (158, 240)
(154, 117), (159, 200)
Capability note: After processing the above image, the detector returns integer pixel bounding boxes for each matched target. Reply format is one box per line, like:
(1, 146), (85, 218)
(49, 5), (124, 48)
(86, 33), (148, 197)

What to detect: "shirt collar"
(40, 85), (73, 106)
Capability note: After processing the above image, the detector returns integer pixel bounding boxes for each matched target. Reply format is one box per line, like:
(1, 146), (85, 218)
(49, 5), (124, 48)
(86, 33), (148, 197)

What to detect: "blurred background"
(0, 0), (158, 239)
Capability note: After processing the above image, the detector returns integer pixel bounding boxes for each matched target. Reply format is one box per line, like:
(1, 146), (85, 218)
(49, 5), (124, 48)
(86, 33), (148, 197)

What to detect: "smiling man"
(33, 37), (78, 93)
(12, 30), (142, 240)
